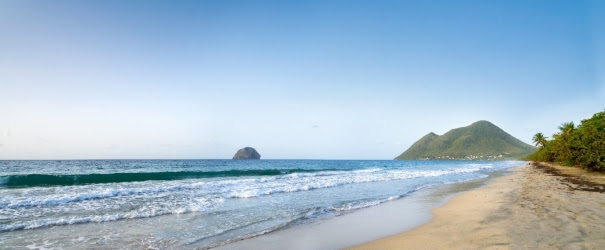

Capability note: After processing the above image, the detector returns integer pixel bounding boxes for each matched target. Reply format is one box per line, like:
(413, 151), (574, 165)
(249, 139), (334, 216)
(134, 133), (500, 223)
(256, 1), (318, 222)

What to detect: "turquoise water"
(0, 160), (520, 249)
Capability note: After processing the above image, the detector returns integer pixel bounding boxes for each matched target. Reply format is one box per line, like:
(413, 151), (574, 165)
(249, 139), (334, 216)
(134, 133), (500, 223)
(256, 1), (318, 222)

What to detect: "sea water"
(0, 160), (520, 249)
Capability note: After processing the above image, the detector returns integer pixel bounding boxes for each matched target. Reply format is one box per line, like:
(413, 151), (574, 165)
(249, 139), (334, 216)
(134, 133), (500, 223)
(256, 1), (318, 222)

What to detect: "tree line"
(527, 110), (605, 171)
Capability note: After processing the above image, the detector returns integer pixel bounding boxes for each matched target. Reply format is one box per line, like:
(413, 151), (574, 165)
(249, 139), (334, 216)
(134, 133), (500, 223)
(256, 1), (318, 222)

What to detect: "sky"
(1, 0), (604, 160)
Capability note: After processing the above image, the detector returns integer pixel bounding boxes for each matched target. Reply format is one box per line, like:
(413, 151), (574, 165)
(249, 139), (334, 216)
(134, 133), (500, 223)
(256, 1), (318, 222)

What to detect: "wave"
(226, 166), (490, 198)
(0, 168), (341, 188)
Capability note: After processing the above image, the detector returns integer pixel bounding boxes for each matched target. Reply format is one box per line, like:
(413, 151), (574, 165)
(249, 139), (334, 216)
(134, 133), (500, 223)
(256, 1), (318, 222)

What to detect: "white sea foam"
(0, 196), (224, 232)
(0, 180), (227, 209)
(227, 166), (490, 199)
(332, 195), (401, 212)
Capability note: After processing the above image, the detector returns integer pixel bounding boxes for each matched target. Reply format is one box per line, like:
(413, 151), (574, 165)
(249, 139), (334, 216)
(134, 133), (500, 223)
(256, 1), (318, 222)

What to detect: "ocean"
(0, 160), (521, 249)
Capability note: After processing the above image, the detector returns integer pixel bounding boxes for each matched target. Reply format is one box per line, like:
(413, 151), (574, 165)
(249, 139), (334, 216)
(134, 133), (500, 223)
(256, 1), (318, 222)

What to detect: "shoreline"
(352, 163), (605, 249)
(214, 167), (513, 250)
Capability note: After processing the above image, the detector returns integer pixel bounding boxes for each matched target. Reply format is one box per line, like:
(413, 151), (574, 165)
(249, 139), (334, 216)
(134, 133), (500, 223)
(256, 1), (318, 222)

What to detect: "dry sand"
(352, 163), (605, 250)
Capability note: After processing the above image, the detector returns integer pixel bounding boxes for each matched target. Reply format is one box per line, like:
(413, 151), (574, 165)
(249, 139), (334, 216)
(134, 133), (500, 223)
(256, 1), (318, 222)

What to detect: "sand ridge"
(352, 164), (605, 249)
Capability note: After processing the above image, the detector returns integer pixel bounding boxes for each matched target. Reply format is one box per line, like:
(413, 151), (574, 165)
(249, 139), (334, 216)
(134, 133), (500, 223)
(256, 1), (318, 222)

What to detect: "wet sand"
(352, 163), (605, 249)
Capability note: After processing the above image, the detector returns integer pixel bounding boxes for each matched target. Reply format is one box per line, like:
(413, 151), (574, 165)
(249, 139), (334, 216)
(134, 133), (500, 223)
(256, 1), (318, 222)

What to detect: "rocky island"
(232, 147), (261, 160)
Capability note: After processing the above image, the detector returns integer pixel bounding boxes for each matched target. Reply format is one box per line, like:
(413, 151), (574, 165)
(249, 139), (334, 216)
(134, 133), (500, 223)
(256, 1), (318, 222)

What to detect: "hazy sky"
(1, 0), (604, 159)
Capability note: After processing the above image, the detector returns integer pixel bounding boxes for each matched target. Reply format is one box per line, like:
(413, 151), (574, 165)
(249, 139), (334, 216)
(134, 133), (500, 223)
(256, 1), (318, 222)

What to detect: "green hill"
(395, 121), (536, 160)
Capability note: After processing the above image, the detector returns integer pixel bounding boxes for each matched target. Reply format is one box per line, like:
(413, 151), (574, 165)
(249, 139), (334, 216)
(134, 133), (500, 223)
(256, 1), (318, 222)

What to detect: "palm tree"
(532, 133), (548, 147)
(558, 122), (575, 135)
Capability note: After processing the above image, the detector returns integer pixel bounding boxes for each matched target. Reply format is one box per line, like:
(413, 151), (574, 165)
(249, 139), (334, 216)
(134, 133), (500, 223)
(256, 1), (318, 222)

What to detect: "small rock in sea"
(232, 147), (261, 160)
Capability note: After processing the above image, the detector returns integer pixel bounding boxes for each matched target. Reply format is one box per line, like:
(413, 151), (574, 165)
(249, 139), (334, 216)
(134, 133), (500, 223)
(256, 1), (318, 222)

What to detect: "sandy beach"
(352, 163), (605, 249)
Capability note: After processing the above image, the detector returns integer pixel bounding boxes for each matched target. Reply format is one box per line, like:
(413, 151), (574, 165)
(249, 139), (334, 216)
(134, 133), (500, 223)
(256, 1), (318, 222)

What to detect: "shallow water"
(0, 160), (521, 249)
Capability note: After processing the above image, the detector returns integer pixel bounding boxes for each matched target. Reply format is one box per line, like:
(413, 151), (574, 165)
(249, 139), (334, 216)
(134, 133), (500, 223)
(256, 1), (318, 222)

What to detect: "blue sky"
(1, 0), (603, 159)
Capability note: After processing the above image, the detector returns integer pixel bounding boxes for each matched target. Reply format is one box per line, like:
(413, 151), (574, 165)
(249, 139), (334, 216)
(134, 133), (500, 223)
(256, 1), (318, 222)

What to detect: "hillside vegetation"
(527, 110), (605, 171)
(395, 121), (536, 160)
